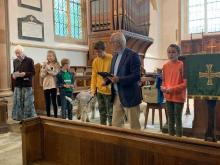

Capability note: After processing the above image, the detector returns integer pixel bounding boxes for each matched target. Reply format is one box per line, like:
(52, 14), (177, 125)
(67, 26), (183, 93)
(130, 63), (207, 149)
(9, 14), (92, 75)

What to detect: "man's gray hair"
(110, 32), (126, 48)
(14, 45), (24, 53)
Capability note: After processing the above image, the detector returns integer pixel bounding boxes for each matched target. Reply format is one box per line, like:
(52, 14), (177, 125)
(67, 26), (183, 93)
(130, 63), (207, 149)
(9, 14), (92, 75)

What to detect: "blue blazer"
(109, 48), (142, 107)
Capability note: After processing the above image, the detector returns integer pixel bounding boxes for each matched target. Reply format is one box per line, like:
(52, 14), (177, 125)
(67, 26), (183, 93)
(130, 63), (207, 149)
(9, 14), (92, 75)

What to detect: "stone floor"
(82, 100), (195, 132)
(0, 132), (22, 165)
(0, 99), (198, 165)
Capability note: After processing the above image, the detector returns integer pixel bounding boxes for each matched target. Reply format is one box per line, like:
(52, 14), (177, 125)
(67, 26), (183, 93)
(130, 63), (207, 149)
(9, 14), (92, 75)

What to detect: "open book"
(97, 72), (113, 79)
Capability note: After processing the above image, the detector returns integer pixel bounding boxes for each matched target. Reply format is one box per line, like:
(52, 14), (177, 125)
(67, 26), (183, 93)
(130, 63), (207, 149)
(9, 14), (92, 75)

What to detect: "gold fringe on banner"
(188, 95), (220, 100)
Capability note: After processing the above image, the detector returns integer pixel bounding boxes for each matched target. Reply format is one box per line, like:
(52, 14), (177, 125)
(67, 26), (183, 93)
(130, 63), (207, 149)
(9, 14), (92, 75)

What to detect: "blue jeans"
(60, 90), (73, 120)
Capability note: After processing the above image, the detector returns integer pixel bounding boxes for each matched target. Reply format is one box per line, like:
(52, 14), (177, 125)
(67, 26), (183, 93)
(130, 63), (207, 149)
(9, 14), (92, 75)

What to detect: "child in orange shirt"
(161, 44), (186, 137)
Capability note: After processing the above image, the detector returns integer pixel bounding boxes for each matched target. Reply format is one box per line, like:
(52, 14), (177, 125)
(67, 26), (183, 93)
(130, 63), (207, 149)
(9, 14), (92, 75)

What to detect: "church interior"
(0, 0), (220, 165)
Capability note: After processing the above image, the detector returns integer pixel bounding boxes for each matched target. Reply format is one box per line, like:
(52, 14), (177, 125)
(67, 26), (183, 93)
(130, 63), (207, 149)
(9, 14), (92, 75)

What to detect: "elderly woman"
(12, 45), (36, 122)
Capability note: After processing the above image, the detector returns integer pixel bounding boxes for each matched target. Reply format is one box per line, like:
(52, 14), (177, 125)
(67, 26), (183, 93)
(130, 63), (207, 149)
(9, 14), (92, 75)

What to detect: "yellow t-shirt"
(91, 53), (112, 95)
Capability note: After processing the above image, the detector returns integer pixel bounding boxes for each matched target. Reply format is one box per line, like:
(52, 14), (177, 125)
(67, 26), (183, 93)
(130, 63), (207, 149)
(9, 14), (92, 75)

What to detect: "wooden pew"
(33, 64), (46, 114)
(22, 116), (220, 165)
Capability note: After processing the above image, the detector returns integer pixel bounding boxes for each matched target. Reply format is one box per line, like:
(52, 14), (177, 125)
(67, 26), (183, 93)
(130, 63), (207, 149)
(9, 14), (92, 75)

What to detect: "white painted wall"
(145, 0), (166, 72)
(161, 0), (179, 58)
(145, 0), (179, 72)
(8, 0), (88, 72)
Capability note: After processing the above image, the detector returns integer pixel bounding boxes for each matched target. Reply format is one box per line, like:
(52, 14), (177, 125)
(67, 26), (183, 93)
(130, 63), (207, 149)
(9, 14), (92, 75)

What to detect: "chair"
(142, 74), (167, 130)
(144, 102), (167, 130)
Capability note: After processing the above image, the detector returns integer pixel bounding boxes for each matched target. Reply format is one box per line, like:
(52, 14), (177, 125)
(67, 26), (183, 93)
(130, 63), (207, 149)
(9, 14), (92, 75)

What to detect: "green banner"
(185, 54), (220, 99)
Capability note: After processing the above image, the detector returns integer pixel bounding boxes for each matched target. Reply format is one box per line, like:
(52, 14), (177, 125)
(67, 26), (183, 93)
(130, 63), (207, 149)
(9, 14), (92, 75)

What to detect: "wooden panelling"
(88, 31), (153, 66)
(181, 34), (220, 54)
(22, 118), (43, 165)
(0, 100), (8, 133)
(193, 100), (220, 138)
(33, 64), (46, 113)
(88, 31), (113, 66)
(89, 0), (150, 36)
(22, 117), (220, 165)
(87, 0), (153, 66)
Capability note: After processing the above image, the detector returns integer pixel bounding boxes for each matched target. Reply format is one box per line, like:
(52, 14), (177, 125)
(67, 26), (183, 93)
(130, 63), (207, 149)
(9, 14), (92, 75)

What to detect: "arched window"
(53, 0), (87, 43)
(188, 0), (220, 34)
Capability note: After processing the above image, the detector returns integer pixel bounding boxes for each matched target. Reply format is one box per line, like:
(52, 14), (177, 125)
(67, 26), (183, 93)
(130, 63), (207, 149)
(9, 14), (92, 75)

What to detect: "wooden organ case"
(87, 0), (153, 66)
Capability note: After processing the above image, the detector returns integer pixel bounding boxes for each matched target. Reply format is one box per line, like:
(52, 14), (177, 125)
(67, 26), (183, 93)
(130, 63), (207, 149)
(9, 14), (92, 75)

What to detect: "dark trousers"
(96, 92), (113, 126)
(166, 101), (184, 137)
(205, 100), (217, 142)
(60, 90), (73, 120)
(44, 88), (58, 117)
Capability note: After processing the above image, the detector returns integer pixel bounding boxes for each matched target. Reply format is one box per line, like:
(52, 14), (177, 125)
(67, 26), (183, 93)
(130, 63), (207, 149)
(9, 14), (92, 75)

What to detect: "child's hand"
(64, 84), (70, 88)
(108, 76), (119, 83)
(160, 86), (166, 93)
(166, 88), (173, 94)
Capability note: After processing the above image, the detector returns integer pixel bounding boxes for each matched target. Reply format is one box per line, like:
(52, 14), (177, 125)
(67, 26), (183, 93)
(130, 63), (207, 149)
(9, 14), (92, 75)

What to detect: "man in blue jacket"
(105, 32), (141, 130)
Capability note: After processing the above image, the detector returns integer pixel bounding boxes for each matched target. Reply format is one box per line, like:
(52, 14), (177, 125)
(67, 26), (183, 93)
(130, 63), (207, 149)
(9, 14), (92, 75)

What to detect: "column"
(0, 0), (13, 121)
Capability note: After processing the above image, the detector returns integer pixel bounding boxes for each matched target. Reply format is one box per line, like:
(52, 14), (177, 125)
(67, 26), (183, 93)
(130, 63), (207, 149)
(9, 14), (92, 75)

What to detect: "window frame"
(53, 0), (88, 45)
(187, 0), (220, 34)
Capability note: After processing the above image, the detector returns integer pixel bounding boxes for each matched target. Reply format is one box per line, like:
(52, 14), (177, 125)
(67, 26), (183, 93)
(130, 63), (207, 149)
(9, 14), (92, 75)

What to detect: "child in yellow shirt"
(91, 41), (113, 126)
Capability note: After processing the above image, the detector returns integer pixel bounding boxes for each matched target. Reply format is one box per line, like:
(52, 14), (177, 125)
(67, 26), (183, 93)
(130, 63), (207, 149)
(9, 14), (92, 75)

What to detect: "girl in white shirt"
(40, 50), (60, 117)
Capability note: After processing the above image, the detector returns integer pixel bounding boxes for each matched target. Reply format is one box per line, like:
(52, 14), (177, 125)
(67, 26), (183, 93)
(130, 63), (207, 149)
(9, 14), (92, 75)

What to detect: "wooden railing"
(22, 116), (220, 165)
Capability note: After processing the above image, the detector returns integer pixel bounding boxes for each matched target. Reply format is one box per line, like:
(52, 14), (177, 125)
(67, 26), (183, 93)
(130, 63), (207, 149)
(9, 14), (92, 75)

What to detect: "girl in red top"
(161, 44), (186, 137)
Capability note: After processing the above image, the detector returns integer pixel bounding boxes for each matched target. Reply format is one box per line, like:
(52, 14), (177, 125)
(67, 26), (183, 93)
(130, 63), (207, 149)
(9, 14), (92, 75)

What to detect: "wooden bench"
(22, 116), (220, 165)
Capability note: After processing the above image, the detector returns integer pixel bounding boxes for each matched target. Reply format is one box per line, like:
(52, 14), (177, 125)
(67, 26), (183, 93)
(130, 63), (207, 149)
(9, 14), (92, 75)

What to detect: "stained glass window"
(188, 0), (220, 34)
(54, 0), (83, 40)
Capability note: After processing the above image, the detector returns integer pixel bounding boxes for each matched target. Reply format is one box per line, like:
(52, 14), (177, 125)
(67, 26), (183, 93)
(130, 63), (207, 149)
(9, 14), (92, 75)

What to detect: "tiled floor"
(0, 132), (22, 165)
